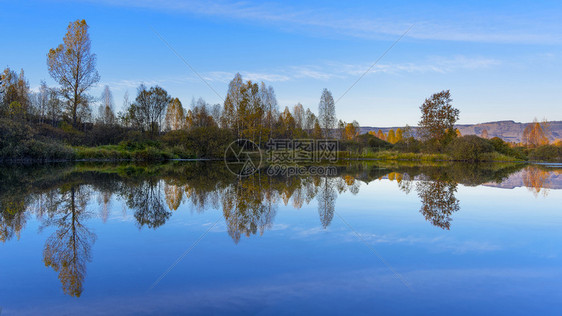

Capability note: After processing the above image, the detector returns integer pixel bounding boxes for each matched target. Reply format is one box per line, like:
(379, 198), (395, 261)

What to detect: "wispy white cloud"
(102, 74), (207, 89)
(242, 56), (499, 82)
(221, 55), (498, 83)
(202, 71), (290, 83)
(103, 79), (160, 89)
(290, 65), (343, 80)
(243, 72), (291, 82)
(85, 0), (562, 44)
(336, 231), (502, 254)
(201, 71), (236, 83)
(332, 56), (500, 76)
(96, 55), (500, 97)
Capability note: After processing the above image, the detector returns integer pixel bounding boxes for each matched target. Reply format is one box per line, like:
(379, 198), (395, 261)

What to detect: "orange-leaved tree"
(522, 118), (550, 147)
(47, 20), (100, 127)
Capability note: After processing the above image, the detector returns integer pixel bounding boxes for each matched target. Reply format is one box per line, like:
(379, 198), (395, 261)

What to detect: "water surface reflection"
(0, 161), (560, 298)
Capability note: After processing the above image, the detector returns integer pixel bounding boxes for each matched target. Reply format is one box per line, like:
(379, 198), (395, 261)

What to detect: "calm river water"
(1, 162), (561, 315)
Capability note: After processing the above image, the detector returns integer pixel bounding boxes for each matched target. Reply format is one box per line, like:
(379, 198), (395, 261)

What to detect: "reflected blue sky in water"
(1, 167), (562, 315)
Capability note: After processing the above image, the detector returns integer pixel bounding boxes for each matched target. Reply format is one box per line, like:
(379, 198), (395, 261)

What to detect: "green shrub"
(488, 137), (527, 160)
(60, 121), (74, 133)
(170, 146), (195, 159)
(75, 146), (132, 160)
(421, 138), (447, 153)
(479, 152), (522, 162)
(340, 140), (363, 153)
(1, 140), (75, 161)
(528, 145), (562, 162)
(82, 124), (128, 146)
(393, 138), (422, 153)
(367, 136), (392, 150)
(446, 135), (494, 161)
(35, 123), (68, 141)
(162, 126), (234, 158)
(132, 147), (172, 161)
(58, 121), (84, 144)
(26, 140), (75, 160)
(0, 119), (75, 161)
(336, 134), (392, 154)
(353, 133), (389, 149)
(118, 140), (145, 151)
(0, 118), (34, 144)
(488, 137), (509, 153)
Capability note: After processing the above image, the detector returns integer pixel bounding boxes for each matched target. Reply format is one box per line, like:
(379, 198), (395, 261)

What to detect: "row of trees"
(0, 19), (342, 149)
(0, 64), (114, 129)
(0, 18), (459, 150)
(1, 18), (557, 159)
(118, 77), (338, 142)
(0, 68), (31, 120)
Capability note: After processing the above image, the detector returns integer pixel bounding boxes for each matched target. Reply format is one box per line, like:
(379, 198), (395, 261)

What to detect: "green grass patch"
(74, 144), (184, 161)
(354, 150), (449, 161)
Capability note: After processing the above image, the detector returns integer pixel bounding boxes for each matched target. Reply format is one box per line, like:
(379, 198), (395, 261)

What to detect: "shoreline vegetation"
(0, 146), (547, 164)
(2, 20), (561, 165)
(2, 116), (559, 164)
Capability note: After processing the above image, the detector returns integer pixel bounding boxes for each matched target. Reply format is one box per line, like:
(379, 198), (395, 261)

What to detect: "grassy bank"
(74, 144), (195, 161)
(345, 150), (524, 162)
(349, 150), (449, 161)
(2, 118), (561, 164)
(0, 145), (549, 164)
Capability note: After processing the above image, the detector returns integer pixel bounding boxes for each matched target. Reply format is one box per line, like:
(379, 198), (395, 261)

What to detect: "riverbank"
(344, 150), (525, 162)
(3, 117), (562, 164)
(0, 148), (543, 164)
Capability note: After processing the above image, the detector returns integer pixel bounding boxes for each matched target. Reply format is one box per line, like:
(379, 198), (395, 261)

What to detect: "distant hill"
(360, 120), (562, 143)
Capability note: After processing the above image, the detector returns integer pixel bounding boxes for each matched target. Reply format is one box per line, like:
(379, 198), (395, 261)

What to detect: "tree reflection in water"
(0, 161), (559, 296)
(164, 182), (184, 211)
(415, 178), (460, 230)
(0, 195), (27, 243)
(522, 165), (551, 197)
(222, 176), (277, 244)
(96, 191), (112, 223)
(41, 185), (95, 297)
(318, 176), (336, 228)
(126, 179), (170, 229)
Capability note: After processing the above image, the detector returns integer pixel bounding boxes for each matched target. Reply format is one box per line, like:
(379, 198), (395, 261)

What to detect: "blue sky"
(1, 0), (561, 126)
